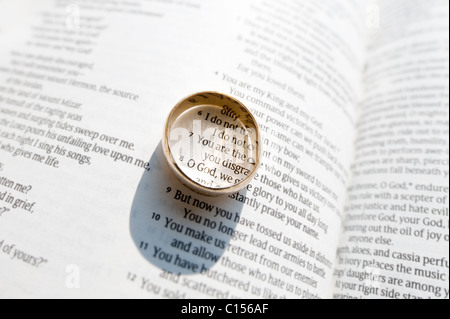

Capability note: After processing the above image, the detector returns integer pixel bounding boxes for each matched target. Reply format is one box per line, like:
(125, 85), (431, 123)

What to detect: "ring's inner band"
(166, 92), (260, 190)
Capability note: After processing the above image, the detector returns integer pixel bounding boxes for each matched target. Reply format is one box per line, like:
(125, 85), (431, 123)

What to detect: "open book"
(0, 0), (448, 299)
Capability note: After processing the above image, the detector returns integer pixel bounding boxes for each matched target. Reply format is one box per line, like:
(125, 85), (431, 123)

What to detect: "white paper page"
(333, 0), (449, 299)
(0, 0), (365, 298)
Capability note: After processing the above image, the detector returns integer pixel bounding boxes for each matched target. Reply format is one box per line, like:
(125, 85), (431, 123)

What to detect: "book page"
(0, 0), (364, 298)
(333, 0), (449, 299)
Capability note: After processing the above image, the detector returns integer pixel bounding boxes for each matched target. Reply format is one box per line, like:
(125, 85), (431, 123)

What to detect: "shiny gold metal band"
(162, 91), (261, 196)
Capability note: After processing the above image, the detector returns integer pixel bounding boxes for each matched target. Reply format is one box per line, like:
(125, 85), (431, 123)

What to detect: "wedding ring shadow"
(129, 142), (245, 275)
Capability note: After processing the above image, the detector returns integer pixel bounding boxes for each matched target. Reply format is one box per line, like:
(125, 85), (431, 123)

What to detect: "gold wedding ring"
(163, 92), (261, 196)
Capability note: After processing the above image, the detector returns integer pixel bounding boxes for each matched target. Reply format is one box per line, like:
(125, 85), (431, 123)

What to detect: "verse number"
(127, 272), (137, 282)
(166, 187), (172, 193)
(152, 212), (161, 221)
